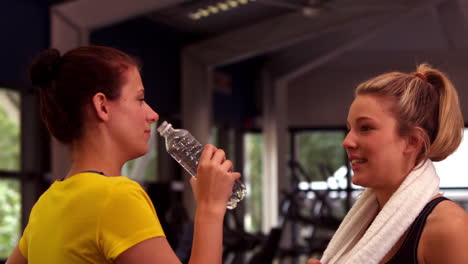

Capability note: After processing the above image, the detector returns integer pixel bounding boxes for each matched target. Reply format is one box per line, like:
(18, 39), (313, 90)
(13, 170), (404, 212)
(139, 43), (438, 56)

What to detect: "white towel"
(321, 160), (439, 264)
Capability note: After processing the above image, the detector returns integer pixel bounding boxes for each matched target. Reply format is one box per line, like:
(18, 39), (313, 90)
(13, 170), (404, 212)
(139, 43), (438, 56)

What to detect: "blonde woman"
(309, 64), (468, 264)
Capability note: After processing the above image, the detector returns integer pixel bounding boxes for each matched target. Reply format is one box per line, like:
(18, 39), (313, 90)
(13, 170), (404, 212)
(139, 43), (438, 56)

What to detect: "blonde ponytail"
(417, 64), (464, 161)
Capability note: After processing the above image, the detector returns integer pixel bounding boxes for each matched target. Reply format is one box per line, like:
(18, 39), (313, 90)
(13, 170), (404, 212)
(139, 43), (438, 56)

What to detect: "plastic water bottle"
(157, 121), (246, 209)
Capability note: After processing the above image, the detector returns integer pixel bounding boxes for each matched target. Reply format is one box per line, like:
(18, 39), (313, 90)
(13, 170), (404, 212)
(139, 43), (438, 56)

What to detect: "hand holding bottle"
(190, 145), (240, 213)
(157, 121), (247, 209)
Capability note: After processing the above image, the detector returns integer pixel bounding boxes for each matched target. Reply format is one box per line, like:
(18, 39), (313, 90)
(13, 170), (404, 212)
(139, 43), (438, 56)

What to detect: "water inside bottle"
(167, 136), (203, 177)
(158, 120), (247, 209)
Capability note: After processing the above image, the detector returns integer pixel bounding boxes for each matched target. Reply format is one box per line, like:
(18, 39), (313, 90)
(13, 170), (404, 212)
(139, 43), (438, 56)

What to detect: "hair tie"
(414, 73), (427, 82)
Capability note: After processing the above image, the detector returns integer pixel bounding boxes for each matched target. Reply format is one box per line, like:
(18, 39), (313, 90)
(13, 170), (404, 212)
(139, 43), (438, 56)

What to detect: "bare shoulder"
(419, 199), (468, 264)
(431, 199), (468, 220)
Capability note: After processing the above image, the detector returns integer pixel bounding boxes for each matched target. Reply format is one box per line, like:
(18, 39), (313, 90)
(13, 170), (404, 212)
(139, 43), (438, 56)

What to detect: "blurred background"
(2, 0), (468, 263)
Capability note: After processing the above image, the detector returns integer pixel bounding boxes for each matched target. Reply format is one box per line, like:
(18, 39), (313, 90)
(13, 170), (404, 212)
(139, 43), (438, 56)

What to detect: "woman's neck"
(65, 134), (126, 179)
(374, 188), (397, 211)
(66, 157), (122, 179)
(373, 162), (416, 210)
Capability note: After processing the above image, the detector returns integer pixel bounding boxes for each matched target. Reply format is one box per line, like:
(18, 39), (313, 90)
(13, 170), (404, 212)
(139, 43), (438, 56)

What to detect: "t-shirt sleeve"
(98, 180), (165, 261)
(18, 224), (29, 259)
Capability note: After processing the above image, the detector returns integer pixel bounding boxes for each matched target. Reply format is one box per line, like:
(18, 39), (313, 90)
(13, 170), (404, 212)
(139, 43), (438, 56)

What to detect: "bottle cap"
(157, 121), (172, 136)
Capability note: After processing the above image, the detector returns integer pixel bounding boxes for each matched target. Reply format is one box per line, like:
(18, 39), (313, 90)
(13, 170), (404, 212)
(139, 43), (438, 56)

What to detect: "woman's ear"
(92, 93), (110, 121)
(404, 127), (424, 155)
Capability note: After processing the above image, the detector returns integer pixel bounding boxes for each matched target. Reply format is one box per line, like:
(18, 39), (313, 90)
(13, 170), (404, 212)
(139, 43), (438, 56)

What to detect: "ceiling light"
(208, 5), (219, 13)
(218, 3), (229, 11)
(228, 0), (238, 7)
(189, 13), (201, 20)
(200, 9), (209, 17)
(188, 0), (256, 20)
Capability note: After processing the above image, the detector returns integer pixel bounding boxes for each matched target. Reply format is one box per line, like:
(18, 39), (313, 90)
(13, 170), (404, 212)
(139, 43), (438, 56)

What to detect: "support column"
(261, 70), (289, 233)
(181, 52), (213, 217)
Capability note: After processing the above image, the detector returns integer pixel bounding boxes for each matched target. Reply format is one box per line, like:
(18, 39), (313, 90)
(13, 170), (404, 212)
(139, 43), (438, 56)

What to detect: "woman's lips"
(349, 157), (367, 170)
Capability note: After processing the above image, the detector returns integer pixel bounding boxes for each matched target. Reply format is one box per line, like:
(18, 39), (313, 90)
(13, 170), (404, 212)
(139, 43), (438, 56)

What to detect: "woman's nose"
(146, 104), (159, 123)
(342, 130), (357, 150)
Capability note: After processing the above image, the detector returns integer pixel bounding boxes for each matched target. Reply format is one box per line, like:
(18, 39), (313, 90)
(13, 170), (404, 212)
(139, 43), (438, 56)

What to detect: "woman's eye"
(360, 125), (372, 132)
(139, 98), (145, 102)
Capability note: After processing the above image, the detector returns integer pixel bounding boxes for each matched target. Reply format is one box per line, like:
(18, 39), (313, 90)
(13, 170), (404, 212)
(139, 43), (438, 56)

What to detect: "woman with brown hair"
(7, 45), (239, 264)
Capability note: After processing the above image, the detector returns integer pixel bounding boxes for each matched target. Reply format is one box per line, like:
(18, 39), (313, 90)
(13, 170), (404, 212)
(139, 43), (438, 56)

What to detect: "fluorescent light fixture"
(218, 3), (229, 10)
(188, 0), (256, 20)
(227, 0), (238, 7)
(208, 5), (219, 13)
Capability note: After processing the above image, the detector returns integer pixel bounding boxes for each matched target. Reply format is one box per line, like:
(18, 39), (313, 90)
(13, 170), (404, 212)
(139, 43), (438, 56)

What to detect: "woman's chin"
(129, 148), (149, 160)
(137, 149), (149, 158)
(351, 175), (367, 188)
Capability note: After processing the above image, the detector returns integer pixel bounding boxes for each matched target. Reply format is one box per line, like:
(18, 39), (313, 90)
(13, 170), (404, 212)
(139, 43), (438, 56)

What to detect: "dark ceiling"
(146, 0), (332, 36)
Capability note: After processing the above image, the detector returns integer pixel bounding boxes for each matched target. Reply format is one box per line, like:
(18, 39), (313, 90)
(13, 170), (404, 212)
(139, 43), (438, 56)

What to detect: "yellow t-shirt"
(19, 172), (165, 263)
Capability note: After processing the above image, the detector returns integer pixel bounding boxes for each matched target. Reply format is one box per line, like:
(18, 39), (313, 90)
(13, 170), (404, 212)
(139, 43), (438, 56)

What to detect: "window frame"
(0, 83), (50, 262)
(0, 84), (23, 261)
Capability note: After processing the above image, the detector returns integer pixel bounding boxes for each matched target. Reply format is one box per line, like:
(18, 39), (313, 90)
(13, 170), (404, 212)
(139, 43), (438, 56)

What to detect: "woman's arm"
(6, 245), (27, 264)
(188, 204), (226, 264)
(420, 201), (468, 263)
(115, 206), (229, 264)
(188, 145), (239, 264)
(116, 205), (228, 264)
(117, 145), (239, 264)
(116, 236), (181, 263)
(116, 204), (228, 264)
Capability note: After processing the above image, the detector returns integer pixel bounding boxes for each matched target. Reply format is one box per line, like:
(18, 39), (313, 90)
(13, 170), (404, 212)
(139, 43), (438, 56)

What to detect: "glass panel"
(433, 128), (468, 210)
(0, 88), (20, 171)
(442, 190), (468, 210)
(294, 130), (350, 220)
(296, 130), (346, 184)
(210, 126), (218, 146)
(434, 128), (468, 188)
(243, 133), (263, 233)
(123, 123), (158, 182)
(0, 179), (21, 259)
